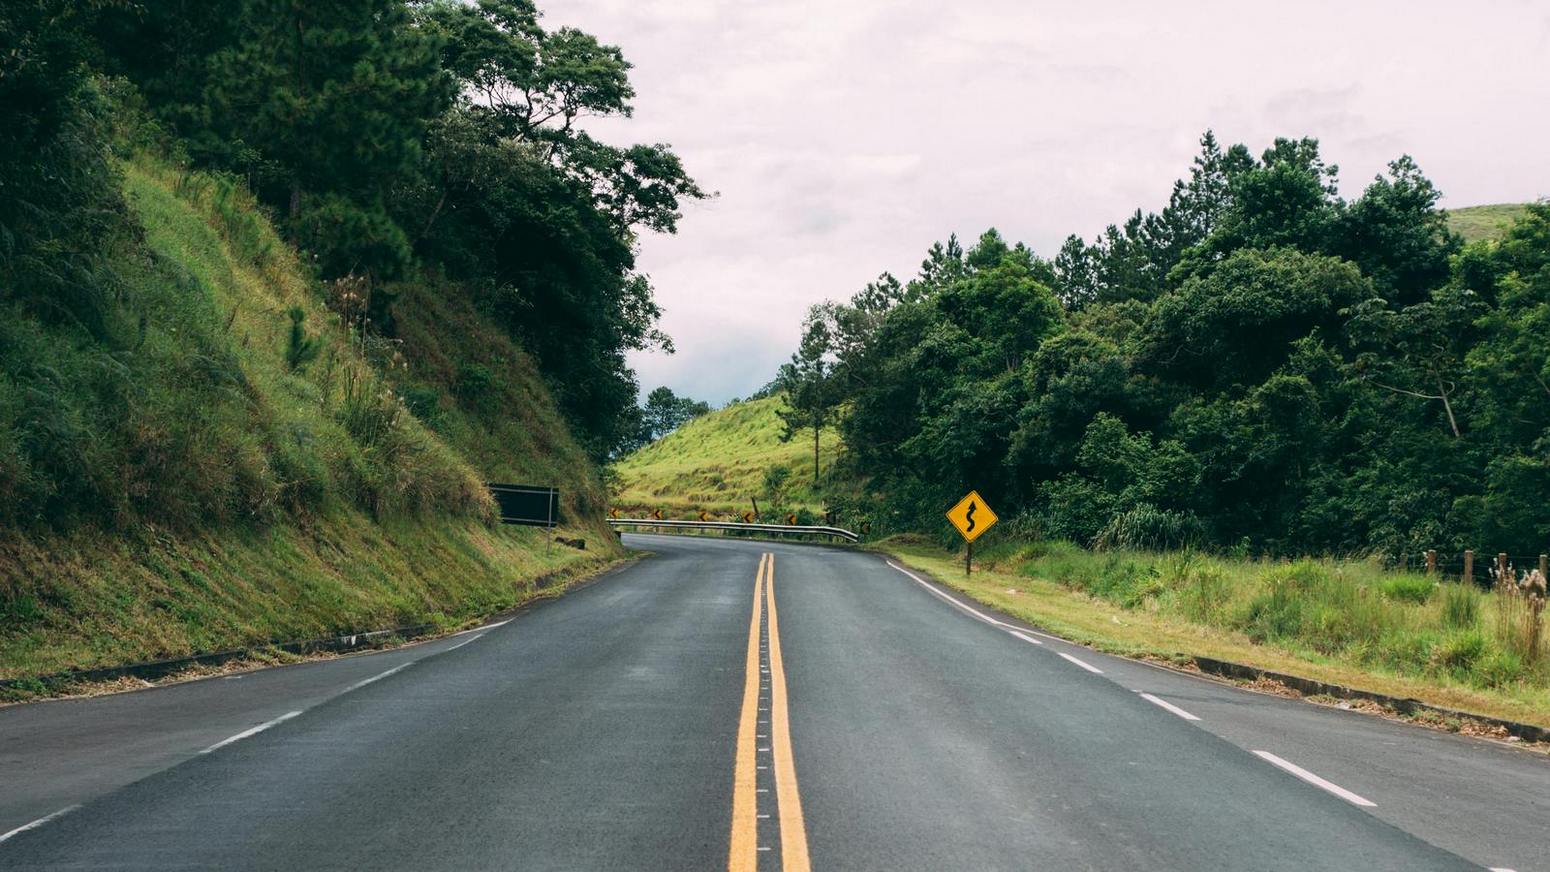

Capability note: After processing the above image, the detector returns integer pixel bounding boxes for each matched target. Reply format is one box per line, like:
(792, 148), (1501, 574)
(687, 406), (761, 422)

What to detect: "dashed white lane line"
(343, 662), (413, 693)
(1252, 751), (1376, 807)
(1055, 651), (1104, 674)
(446, 632), (486, 652)
(1009, 630), (1044, 646)
(0, 806), (80, 844)
(1141, 692), (1201, 721)
(200, 710), (303, 755)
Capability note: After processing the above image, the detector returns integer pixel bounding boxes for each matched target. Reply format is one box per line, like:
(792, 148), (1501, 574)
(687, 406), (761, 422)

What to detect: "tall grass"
(994, 542), (1546, 692)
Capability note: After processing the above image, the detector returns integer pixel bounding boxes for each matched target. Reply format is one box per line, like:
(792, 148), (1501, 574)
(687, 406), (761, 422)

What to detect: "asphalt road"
(1, 534), (1545, 870)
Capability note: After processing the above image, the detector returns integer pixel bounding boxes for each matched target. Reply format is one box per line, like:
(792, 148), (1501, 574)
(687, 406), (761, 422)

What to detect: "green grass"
(1447, 203), (1531, 243)
(0, 147), (619, 680)
(0, 512), (612, 681)
(882, 537), (1550, 728)
(609, 396), (841, 516)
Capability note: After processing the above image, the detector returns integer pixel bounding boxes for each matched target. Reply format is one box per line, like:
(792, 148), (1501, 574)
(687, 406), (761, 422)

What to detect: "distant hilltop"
(1446, 203), (1532, 242)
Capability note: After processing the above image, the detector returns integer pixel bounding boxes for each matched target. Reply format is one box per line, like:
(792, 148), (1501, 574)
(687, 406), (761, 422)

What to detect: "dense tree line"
(785, 134), (1550, 556)
(2, 0), (701, 462)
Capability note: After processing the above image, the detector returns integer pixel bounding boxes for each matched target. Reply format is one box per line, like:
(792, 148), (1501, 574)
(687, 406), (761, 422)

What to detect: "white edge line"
(1489, 867), (1518, 871)
(200, 710), (303, 755)
(885, 561), (1014, 628)
(1252, 750), (1376, 807)
(1056, 651), (1104, 674)
(0, 805), (81, 844)
(452, 618), (509, 637)
(1141, 692), (1201, 721)
(446, 632), (486, 652)
(885, 561), (1062, 640)
(343, 662), (413, 694)
(1010, 630), (1044, 646)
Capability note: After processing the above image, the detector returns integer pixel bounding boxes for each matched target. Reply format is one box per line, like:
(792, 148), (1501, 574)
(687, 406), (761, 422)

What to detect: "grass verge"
(878, 536), (1550, 731)
(0, 512), (623, 684)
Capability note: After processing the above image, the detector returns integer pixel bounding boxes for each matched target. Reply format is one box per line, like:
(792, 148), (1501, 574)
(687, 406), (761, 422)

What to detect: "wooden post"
(1463, 550), (1473, 586)
(966, 541), (973, 577)
(1425, 550), (1436, 576)
(1539, 554), (1547, 579)
(1498, 552), (1509, 581)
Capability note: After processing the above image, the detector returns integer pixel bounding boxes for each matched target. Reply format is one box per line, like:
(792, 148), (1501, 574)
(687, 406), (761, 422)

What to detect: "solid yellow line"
(765, 554), (812, 872)
(728, 552), (767, 872)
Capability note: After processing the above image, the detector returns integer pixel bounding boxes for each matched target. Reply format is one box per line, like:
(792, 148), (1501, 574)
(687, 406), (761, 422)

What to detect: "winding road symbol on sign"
(946, 491), (997, 543)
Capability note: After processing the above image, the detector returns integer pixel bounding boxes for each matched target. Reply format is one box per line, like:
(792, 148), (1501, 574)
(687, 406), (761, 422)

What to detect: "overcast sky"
(546, 0), (1550, 406)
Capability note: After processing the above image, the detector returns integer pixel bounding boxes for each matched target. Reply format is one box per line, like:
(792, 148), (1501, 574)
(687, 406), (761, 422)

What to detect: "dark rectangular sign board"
(487, 483), (559, 528)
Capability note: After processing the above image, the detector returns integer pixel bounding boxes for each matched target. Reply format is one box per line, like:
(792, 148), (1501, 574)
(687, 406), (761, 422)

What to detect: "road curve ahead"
(1, 534), (1539, 870)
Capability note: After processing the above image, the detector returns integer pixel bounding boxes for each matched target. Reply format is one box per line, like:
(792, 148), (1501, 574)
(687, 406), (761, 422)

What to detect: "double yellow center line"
(729, 552), (810, 872)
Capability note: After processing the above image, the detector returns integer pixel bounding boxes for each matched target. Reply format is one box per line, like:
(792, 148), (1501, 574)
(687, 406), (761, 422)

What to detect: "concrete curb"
(0, 624), (438, 693)
(1188, 656), (1550, 744)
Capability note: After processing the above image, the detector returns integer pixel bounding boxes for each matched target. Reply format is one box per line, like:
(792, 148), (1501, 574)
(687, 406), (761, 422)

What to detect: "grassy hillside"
(0, 148), (618, 682)
(610, 396), (840, 516)
(1447, 203), (1531, 242)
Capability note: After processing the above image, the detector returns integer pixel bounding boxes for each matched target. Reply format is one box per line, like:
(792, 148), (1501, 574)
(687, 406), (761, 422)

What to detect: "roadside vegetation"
(1, 0), (699, 679)
(886, 537), (1550, 729)
(610, 396), (840, 517)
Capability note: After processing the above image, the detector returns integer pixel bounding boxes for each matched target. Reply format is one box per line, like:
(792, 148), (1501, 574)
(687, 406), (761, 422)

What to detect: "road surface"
(1, 534), (1544, 870)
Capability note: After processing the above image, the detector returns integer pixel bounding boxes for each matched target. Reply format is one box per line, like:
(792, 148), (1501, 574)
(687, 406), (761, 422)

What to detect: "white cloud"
(541, 0), (1550, 405)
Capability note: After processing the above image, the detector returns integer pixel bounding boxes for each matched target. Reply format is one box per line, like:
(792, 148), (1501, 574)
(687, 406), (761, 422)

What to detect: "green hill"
(0, 149), (618, 683)
(610, 396), (840, 517)
(1447, 203), (1532, 242)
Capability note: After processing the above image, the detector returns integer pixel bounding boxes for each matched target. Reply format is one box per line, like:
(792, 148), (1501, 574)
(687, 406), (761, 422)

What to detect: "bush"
(1379, 575), (1435, 605)
(400, 384), (441, 425)
(1441, 582), (1480, 629)
(1432, 629), (1487, 674)
(454, 362), (495, 405)
(1094, 504), (1207, 551)
(1476, 650), (1524, 688)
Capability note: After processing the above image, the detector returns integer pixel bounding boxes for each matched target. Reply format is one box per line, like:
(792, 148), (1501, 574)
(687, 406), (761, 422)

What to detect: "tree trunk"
(1436, 373), (1461, 438)
(813, 422), (821, 482)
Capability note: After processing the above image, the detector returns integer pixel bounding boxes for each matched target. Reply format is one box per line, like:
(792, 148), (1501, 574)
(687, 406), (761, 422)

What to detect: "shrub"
(285, 306), (321, 371)
(1441, 583), (1480, 629)
(400, 384), (441, 425)
(1094, 504), (1206, 551)
(1379, 575), (1435, 605)
(1432, 629), (1487, 674)
(1476, 651), (1524, 688)
(453, 361), (498, 409)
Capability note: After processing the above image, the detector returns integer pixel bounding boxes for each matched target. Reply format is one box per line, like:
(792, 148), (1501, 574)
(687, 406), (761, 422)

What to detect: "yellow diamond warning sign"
(946, 490), (997, 543)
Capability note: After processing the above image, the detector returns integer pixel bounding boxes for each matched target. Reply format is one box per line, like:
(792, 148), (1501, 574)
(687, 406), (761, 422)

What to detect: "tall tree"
(637, 386), (711, 444)
(204, 0), (453, 276)
(777, 305), (841, 481)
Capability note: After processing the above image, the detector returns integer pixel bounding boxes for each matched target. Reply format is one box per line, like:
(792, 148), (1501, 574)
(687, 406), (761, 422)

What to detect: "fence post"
(1540, 554), (1547, 579)
(1463, 550), (1473, 586)
(1425, 550), (1436, 577)
(1498, 552), (1509, 581)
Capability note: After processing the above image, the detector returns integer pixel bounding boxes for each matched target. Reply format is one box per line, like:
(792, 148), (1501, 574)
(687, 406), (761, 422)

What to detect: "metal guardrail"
(608, 518), (859, 543)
